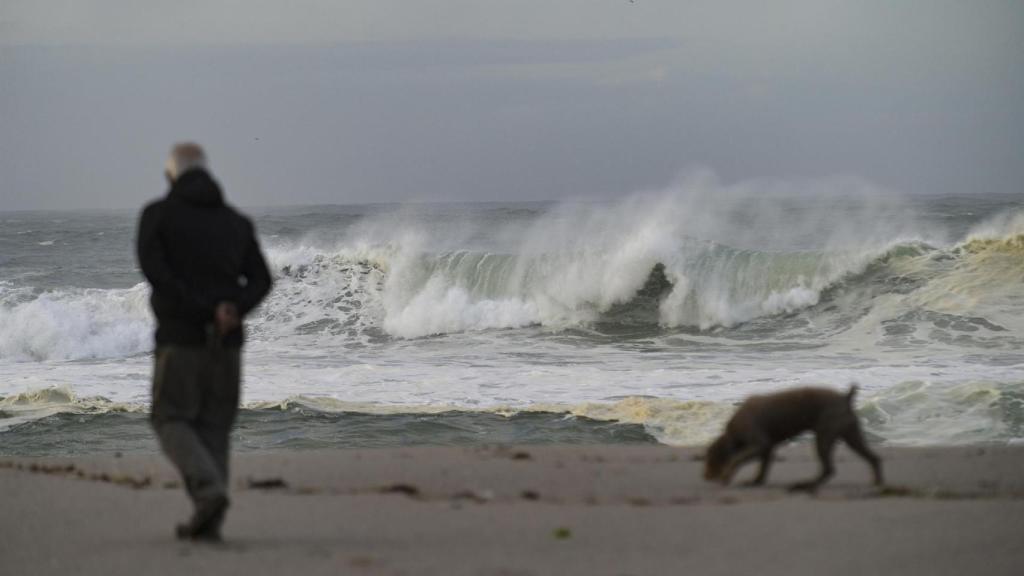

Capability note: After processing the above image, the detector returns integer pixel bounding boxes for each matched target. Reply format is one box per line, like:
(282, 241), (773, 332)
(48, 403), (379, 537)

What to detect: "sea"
(2, 186), (1022, 456)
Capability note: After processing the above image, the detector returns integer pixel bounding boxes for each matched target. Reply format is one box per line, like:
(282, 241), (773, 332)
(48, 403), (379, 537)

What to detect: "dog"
(703, 385), (883, 491)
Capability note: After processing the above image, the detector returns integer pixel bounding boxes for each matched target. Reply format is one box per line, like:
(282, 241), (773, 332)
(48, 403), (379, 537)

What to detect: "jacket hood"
(168, 169), (224, 207)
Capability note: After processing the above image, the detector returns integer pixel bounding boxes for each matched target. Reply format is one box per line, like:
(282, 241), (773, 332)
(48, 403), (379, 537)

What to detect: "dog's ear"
(847, 383), (859, 403)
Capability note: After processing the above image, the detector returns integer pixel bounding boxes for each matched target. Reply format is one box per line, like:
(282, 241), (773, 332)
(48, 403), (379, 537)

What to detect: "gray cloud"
(1, 1), (1021, 210)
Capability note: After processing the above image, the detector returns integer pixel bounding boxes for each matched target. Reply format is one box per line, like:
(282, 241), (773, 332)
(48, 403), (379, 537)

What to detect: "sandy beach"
(2, 444), (1023, 575)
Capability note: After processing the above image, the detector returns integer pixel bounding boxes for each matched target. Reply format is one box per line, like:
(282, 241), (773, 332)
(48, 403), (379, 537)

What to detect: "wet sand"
(2, 445), (1023, 575)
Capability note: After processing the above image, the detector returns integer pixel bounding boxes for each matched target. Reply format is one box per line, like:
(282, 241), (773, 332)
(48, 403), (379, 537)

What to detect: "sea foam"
(0, 284), (151, 362)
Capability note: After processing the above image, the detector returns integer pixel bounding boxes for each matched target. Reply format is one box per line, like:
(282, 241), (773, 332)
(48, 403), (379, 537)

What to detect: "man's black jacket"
(137, 169), (272, 347)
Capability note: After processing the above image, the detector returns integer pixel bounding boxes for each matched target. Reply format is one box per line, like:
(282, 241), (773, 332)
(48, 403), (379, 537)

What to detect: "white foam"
(964, 209), (1024, 244)
(0, 284), (152, 361)
(859, 380), (1023, 446)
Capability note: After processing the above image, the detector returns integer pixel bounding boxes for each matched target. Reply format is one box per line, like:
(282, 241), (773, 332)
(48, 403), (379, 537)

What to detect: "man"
(137, 143), (272, 541)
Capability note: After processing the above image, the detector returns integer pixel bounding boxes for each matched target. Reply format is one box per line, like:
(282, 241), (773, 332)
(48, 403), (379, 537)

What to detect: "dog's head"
(703, 434), (734, 482)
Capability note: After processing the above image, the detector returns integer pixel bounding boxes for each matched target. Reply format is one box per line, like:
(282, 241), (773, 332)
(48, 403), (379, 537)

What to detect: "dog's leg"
(743, 447), (774, 486)
(842, 425), (884, 486)
(789, 433), (836, 493)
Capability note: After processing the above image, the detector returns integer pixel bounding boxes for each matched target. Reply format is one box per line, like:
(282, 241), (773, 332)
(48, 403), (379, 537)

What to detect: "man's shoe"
(175, 523), (222, 542)
(175, 495), (228, 541)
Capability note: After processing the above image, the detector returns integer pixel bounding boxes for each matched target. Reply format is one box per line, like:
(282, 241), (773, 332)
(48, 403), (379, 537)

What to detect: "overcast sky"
(1, 1), (1021, 210)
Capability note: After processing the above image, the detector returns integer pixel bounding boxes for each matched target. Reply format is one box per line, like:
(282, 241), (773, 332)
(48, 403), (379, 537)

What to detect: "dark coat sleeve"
(235, 218), (273, 318)
(136, 202), (215, 322)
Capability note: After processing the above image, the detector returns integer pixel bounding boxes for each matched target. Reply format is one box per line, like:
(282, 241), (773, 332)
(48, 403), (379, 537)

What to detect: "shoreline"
(3, 445), (1024, 575)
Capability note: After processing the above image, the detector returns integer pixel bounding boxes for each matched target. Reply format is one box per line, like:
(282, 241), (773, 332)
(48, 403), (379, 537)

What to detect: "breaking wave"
(0, 283), (152, 362)
(258, 224), (1021, 341)
(1, 201), (1021, 361)
(256, 199), (1024, 340)
(0, 386), (145, 432)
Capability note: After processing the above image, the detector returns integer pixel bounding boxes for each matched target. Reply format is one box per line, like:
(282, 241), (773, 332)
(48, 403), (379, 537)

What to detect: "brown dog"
(703, 385), (883, 491)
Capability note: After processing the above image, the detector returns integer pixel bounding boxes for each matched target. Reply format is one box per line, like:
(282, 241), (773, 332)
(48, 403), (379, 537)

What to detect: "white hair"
(164, 142), (208, 182)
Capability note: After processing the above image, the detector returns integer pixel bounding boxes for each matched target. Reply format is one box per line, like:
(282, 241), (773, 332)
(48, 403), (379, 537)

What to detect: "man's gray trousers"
(151, 345), (240, 528)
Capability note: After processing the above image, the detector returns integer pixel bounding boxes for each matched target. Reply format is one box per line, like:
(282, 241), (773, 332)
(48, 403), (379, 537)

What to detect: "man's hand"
(214, 302), (240, 337)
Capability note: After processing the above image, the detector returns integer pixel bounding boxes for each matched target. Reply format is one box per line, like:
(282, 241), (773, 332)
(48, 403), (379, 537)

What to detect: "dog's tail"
(847, 383), (859, 404)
